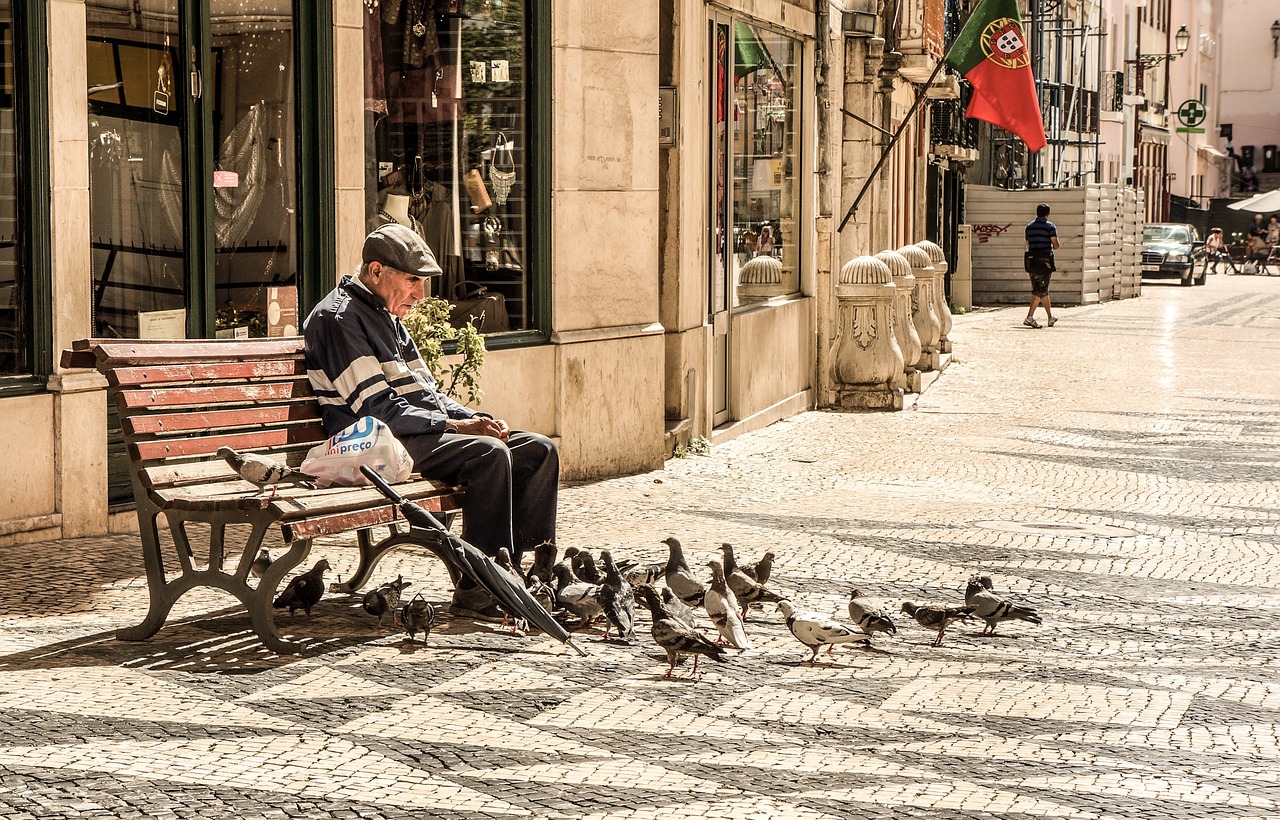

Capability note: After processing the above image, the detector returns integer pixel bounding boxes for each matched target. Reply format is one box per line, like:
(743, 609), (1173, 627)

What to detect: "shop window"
(363, 0), (531, 333)
(0, 13), (27, 375)
(86, 1), (299, 341)
(727, 21), (799, 305)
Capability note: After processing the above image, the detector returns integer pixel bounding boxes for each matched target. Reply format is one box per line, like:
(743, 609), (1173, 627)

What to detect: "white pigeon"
(705, 559), (751, 649)
(217, 446), (316, 497)
(777, 600), (872, 663)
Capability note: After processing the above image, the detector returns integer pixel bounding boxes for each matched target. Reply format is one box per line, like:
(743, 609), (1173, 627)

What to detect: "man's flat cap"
(362, 223), (442, 277)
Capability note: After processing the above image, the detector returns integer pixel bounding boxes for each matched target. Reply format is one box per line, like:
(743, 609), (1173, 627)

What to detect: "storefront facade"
(1, 0), (828, 542)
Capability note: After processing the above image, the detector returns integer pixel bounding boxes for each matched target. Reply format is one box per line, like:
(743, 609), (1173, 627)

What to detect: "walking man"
(1024, 203), (1060, 328)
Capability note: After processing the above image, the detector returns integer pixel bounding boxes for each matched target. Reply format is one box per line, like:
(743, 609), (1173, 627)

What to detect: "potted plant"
(401, 295), (486, 404)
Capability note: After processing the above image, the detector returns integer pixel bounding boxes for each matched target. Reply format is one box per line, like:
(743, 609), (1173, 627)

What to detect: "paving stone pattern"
(2, 276), (1279, 818)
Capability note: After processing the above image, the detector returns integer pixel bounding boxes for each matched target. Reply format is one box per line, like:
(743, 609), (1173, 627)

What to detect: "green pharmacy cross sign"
(1176, 99), (1207, 133)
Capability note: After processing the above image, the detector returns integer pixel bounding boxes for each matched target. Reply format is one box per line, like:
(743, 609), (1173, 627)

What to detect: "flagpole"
(836, 0), (994, 233)
(836, 56), (950, 233)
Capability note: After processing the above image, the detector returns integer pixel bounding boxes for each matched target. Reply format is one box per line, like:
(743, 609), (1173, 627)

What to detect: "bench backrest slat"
(116, 379), (314, 410)
(130, 424), (329, 462)
(124, 404), (323, 436)
(110, 359), (307, 388)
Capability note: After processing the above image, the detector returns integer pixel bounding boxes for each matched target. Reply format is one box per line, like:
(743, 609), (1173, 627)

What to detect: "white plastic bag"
(301, 417), (414, 488)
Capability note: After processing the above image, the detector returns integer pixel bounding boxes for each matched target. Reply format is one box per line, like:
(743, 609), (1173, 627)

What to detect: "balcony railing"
(930, 98), (978, 149)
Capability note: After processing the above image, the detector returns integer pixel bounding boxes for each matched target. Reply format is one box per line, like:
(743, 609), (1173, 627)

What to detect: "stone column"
(915, 240), (952, 353)
(897, 245), (940, 371)
(875, 249), (922, 393)
(831, 256), (904, 410)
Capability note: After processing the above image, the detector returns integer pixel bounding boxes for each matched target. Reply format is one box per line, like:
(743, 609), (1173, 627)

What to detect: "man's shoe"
(450, 586), (505, 621)
(1047, 317), (1058, 327)
(1023, 317), (1042, 329)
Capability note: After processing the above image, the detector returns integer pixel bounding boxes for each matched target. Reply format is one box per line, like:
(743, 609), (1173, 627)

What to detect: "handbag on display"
(448, 282), (511, 333)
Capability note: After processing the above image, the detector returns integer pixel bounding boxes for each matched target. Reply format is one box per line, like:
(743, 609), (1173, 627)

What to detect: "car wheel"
(1195, 264), (1207, 285)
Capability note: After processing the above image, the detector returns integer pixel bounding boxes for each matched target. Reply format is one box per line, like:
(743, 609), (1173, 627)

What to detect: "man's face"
(366, 262), (428, 318)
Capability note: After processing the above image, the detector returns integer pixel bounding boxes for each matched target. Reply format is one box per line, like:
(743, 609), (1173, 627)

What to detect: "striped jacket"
(303, 274), (479, 442)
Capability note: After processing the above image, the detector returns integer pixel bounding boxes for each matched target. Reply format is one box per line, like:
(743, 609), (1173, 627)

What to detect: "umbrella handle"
(360, 465), (405, 503)
(360, 464), (449, 533)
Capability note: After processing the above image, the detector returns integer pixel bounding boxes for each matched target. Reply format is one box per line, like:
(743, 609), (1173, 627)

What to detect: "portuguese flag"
(944, 0), (1047, 152)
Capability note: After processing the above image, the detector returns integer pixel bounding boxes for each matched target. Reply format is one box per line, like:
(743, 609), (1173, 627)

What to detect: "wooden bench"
(61, 337), (464, 654)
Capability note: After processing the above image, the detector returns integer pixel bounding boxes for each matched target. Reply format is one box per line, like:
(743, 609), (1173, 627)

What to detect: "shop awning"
(1197, 144), (1228, 161)
(1139, 125), (1170, 146)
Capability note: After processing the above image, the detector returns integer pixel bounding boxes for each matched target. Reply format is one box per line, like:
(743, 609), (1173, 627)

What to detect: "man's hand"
(445, 417), (510, 441)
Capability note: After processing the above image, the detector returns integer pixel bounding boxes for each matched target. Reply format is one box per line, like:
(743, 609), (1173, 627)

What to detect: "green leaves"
(401, 296), (487, 405)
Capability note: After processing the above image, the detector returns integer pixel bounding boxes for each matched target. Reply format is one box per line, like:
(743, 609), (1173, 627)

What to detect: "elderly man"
(303, 224), (558, 617)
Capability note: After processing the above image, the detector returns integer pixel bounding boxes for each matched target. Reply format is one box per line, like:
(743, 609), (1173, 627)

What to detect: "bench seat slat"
(117, 379), (313, 409)
(124, 404), (324, 436)
(150, 476), (461, 518)
(110, 359), (307, 388)
(282, 497), (461, 541)
(131, 427), (328, 461)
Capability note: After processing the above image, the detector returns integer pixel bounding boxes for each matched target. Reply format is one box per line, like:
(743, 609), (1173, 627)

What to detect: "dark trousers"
(403, 431), (558, 566)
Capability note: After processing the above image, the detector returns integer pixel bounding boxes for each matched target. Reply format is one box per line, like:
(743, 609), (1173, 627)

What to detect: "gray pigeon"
(620, 558), (666, 587)
(637, 585), (727, 678)
(401, 594), (437, 643)
(742, 551), (775, 586)
(552, 563), (603, 627)
(720, 544), (782, 618)
(572, 550), (602, 584)
(496, 547), (520, 578)
(598, 550), (636, 641)
(777, 600), (872, 663)
(250, 547), (273, 579)
(848, 588), (898, 640)
(662, 537), (706, 607)
(901, 601), (975, 647)
(660, 587), (698, 629)
(526, 540), (557, 586)
(362, 575), (411, 629)
(705, 559), (751, 649)
(272, 559), (331, 619)
(217, 446), (316, 497)
(965, 575), (1042, 635)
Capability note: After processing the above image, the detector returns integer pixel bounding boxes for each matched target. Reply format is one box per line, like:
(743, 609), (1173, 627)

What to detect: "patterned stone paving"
(2, 275), (1280, 818)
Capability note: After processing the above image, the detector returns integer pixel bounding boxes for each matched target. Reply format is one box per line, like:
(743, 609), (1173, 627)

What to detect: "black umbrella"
(360, 465), (587, 657)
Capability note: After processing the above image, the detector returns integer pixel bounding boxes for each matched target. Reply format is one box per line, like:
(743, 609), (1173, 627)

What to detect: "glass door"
(86, 0), (297, 341)
(709, 16), (731, 426)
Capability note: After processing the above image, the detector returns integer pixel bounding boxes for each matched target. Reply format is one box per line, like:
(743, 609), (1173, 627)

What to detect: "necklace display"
(363, 0), (379, 13)
(409, 0), (429, 37)
(489, 133), (515, 206)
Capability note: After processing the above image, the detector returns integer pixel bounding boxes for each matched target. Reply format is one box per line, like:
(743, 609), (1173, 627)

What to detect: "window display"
(364, 0), (529, 333)
(0, 7), (25, 374)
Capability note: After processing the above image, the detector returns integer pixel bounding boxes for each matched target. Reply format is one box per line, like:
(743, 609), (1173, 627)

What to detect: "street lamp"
(1129, 24), (1191, 69)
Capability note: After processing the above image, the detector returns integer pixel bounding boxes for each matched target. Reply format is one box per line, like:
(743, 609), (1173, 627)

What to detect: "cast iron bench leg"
(334, 523), (463, 594)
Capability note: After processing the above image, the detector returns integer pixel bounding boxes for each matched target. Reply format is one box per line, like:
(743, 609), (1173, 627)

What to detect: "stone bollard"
(875, 249), (922, 393)
(831, 255), (904, 410)
(915, 239), (953, 354)
(896, 244), (940, 371)
(738, 255), (783, 304)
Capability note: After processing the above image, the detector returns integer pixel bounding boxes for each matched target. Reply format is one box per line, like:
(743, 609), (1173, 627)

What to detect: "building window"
(363, 0), (531, 334)
(86, 1), (301, 340)
(711, 19), (801, 307)
(0, 10), (27, 375)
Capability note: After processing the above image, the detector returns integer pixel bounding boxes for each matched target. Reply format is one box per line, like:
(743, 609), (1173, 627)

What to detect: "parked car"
(1141, 223), (1205, 286)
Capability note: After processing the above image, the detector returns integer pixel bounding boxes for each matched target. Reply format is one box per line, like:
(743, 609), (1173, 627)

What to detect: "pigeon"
(720, 544), (782, 618)
(742, 551), (776, 586)
(401, 593), (437, 643)
(527, 575), (557, 614)
(776, 600), (872, 663)
(552, 563), (603, 627)
(637, 585), (727, 678)
(847, 588), (898, 641)
(217, 446), (316, 497)
(362, 575), (411, 629)
(662, 536), (706, 607)
(272, 559), (331, 619)
(571, 549), (602, 584)
(660, 587), (698, 629)
(965, 575), (1042, 635)
(525, 540), (557, 586)
(620, 558), (666, 587)
(250, 547), (273, 579)
(901, 601), (975, 647)
(705, 559), (751, 649)
(496, 547), (520, 578)
(598, 550), (637, 641)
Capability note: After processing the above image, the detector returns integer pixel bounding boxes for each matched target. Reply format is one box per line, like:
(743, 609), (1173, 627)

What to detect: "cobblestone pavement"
(3, 275), (1280, 819)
